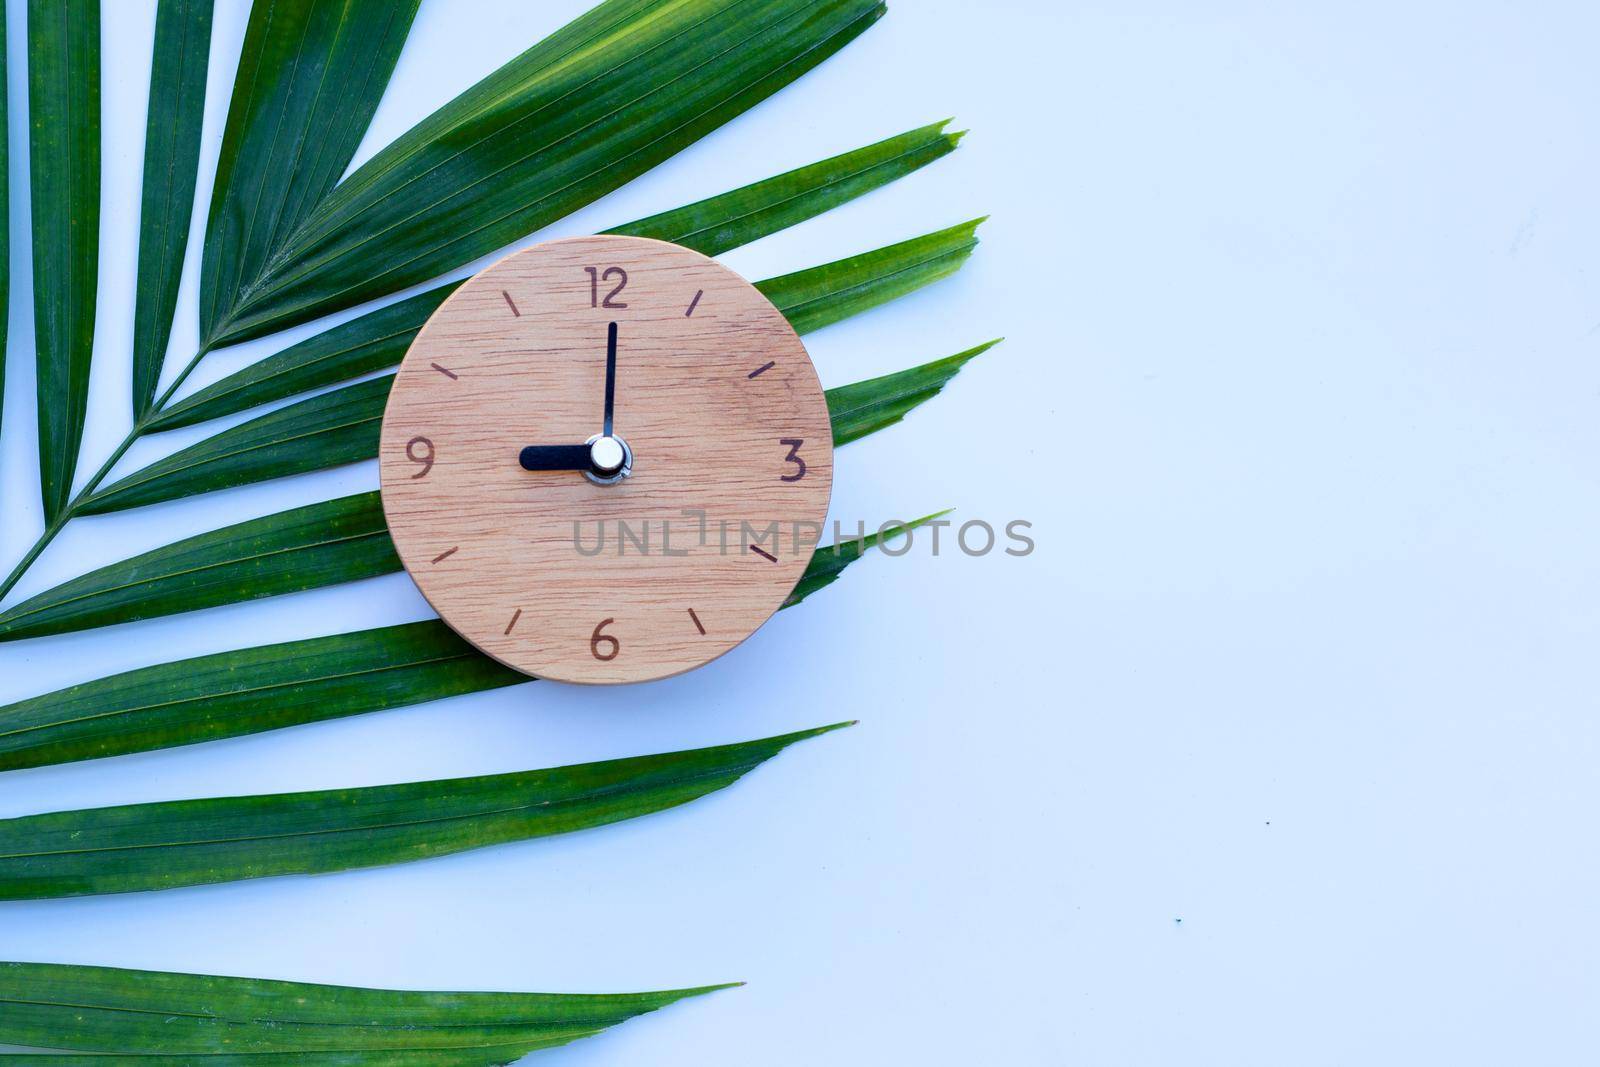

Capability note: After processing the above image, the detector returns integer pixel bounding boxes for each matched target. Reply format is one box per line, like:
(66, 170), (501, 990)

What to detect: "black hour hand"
(519, 444), (594, 472)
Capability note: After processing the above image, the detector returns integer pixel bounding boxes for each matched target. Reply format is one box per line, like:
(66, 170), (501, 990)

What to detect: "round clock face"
(380, 235), (834, 685)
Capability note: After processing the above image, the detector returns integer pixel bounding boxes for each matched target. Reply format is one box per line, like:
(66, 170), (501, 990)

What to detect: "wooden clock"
(379, 235), (835, 684)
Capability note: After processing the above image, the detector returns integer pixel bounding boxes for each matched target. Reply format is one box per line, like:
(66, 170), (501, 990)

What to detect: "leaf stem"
(0, 348), (211, 603)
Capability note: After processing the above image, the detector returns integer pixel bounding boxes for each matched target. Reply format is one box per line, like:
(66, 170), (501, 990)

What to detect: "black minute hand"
(519, 444), (594, 471)
(603, 320), (618, 436)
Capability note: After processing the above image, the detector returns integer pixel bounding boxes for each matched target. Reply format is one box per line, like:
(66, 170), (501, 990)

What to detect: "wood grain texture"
(381, 236), (833, 684)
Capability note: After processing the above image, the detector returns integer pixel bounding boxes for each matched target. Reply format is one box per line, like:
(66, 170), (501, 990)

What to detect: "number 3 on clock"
(779, 438), (806, 482)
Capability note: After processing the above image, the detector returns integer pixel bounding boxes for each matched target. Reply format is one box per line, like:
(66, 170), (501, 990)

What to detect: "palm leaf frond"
(149, 283), (455, 432)
(829, 340), (999, 445)
(0, 10), (9, 439)
(611, 118), (962, 254)
(130, 0), (214, 418)
(0, 960), (726, 1059)
(205, 0), (886, 347)
(150, 119), (962, 433)
(760, 217), (983, 335)
(199, 0), (421, 350)
(0, 621), (514, 771)
(0, 344), (985, 642)
(0, 515), (941, 771)
(80, 375), (393, 515)
(27, 0), (100, 520)
(0, 493), (396, 642)
(85, 223), (982, 513)
(0, 724), (847, 899)
(784, 512), (942, 607)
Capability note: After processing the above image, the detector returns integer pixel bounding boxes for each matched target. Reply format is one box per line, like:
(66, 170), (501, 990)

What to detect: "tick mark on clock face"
(748, 361), (776, 379)
(431, 546), (459, 564)
(504, 608), (523, 635)
(501, 290), (521, 317)
(749, 544), (778, 563)
(685, 289), (704, 317)
(430, 362), (458, 380)
(687, 607), (706, 635)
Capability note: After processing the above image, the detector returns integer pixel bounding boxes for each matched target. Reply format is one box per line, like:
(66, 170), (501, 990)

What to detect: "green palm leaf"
(0, 1053), (549, 1065)
(27, 0), (99, 521)
(0, 723), (847, 899)
(829, 340), (999, 445)
(0, 517), (933, 771)
(0, 493), (397, 642)
(783, 511), (944, 607)
(0, 10), (8, 440)
(204, 0), (886, 347)
(0, 346), (983, 642)
(80, 374), (393, 515)
(150, 283), (455, 432)
(759, 217), (984, 335)
(0, 621), (515, 770)
(130, 0), (214, 418)
(610, 118), (961, 255)
(199, 0), (420, 349)
(90, 224), (982, 511)
(150, 120), (961, 433)
(0, 960), (726, 1059)
(0, 0), (926, 606)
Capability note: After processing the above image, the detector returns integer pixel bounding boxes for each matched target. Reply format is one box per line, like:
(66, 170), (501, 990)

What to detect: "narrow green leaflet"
(80, 375), (392, 514)
(100, 229), (983, 510)
(784, 512), (946, 608)
(0, 493), (396, 642)
(0, 10), (9, 438)
(0, 724), (847, 899)
(759, 217), (984, 335)
(27, 0), (100, 521)
(0, 341), (985, 643)
(0, 621), (516, 770)
(0, 1051), (585, 1065)
(829, 340), (1000, 445)
(130, 0), (215, 418)
(0, 961), (725, 1060)
(0, 515), (945, 770)
(204, 0), (887, 347)
(152, 119), (961, 432)
(612, 119), (962, 255)
(149, 284), (455, 432)
(199, 0), (421, 349)
(0, 1053), (539, 1065)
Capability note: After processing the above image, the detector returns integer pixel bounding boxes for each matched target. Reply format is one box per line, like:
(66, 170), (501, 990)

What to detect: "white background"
(2, 1), (1598, 1063)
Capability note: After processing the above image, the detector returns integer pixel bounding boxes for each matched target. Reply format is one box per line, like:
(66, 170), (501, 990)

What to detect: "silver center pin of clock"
(584, 433), (631, 485)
